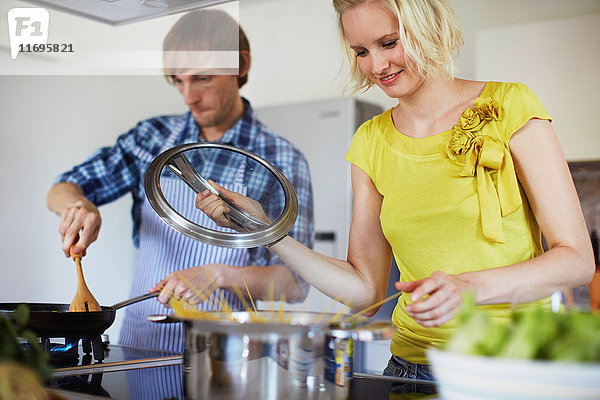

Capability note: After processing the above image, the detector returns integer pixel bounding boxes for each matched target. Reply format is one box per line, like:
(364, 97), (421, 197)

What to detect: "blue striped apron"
(119, 173), (250, 354)
(124, 363), (182, 400)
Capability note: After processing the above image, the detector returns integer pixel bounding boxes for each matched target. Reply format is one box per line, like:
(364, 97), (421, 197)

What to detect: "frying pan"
(0, 292), (159, 338)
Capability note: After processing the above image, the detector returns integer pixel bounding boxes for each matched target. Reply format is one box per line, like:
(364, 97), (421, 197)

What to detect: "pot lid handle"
(165, 153), (269, 232)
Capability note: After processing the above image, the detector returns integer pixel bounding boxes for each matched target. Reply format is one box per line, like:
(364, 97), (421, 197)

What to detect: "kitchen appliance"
(148, 311), (395, 400)
(46, 348), (437, 400)
(21, 0), (238, 26)
(41, 330), (435, 399)
(47, 342), (183, 398)
(256, 98), (384, 261)
(0, 292), (159, 364)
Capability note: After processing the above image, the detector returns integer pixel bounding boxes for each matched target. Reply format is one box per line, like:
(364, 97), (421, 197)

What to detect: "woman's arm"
(268, 164), (394, 313)
(472, 118), (595, 300)
(398, 119), (595, 326)
(197, 165), (394, 312)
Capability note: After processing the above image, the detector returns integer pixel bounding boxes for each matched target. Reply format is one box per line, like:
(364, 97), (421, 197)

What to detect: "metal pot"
(149, 311), (394, 400)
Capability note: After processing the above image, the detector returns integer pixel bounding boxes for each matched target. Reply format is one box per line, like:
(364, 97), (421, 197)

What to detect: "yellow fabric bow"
(460, 135), (521, 243)
(444, 98), (521, 243)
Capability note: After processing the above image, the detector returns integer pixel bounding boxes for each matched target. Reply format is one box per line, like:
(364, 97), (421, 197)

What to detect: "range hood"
(21, 0), (237, 26)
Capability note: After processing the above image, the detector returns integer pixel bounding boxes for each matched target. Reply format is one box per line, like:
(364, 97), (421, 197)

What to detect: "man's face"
(173, 70), (240, 130)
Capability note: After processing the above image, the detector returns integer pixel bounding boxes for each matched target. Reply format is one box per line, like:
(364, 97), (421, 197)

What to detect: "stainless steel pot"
(149, 311), (394, 400)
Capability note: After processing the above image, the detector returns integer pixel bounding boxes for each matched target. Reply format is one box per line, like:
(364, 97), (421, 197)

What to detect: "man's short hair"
(163, 9), (250, 88)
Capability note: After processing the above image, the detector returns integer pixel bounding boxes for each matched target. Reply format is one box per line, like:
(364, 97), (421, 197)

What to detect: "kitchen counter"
(46, 344), (437, 400)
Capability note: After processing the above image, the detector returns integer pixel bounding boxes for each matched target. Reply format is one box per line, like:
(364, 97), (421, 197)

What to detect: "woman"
(195, 0), (594, 380)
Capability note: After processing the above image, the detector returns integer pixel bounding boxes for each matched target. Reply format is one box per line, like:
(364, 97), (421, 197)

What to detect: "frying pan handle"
(111, 292), (159, 310)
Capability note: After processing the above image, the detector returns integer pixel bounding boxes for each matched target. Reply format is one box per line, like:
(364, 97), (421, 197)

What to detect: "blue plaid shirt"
(55, 98), (315, 267)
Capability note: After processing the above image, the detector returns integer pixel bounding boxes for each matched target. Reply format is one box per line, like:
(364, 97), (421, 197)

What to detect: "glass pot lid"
(144, 143), (298, 248)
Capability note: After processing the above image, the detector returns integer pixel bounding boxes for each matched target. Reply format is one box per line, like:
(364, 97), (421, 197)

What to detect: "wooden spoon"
(69, 247), (102, 312)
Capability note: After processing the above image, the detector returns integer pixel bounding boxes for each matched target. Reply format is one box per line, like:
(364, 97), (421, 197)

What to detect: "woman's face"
(342, 2), (422, 99)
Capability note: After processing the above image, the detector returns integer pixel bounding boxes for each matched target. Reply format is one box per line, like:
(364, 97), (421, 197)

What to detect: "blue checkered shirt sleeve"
(53, 117), (178, 245)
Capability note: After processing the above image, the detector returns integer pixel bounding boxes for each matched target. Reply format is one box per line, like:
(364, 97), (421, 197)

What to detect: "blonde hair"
(333, 0), (463, 93)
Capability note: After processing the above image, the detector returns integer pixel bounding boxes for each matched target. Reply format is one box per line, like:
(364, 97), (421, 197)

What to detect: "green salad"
(444, 293), (600, 362)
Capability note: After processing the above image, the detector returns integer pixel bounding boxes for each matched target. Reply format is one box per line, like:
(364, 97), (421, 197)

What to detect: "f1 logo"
(8, 8), (49, 59)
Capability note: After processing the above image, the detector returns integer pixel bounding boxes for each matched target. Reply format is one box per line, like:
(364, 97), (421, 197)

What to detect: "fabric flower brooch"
(444, 97), (521, 243)
(445, 97), (503, 164)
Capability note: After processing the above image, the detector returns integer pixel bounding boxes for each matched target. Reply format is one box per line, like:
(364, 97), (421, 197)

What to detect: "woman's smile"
(378, 71), (402, 86)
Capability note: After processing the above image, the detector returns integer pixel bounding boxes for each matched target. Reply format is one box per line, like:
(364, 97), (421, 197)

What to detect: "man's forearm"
(46, 182), (92, 215)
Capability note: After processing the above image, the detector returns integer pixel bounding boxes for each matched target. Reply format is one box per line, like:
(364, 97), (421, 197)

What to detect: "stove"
(41, 335), (108, 367)
(46, 343), (437, 399)
(49, 368), (437, 400)
(48, 340), (182, 377)
(46, 340), (182, 398)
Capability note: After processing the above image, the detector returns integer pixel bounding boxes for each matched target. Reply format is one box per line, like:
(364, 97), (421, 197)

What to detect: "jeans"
(382, 355), (436, 395)
(383, 355), (434, 381)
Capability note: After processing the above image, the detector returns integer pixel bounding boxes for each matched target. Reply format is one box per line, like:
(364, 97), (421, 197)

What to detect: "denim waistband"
(383, 354), (434, 381)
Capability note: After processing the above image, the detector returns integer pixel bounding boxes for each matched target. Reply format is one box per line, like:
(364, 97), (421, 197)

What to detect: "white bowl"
(427, 348), (600, 400)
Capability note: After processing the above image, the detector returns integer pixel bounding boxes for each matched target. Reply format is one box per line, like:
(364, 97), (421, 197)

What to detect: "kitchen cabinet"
(569, 161), (600, 310)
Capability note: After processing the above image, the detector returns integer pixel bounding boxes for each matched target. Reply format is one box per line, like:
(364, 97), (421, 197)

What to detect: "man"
(46, 9), (314, 353)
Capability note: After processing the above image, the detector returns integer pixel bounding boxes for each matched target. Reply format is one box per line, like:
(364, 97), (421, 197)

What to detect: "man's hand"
(151, 264), (226, 307)
(47, 182), (102, 258)
(58, 202), (101, 257)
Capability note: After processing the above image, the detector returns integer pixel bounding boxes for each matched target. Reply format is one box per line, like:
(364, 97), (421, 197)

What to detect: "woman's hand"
(395, 271), (471, 327)
(151, 264), (225, 307)
(194, 180), (271, 231)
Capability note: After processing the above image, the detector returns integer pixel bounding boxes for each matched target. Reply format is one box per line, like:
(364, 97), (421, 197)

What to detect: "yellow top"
(345, 82), (552, 363)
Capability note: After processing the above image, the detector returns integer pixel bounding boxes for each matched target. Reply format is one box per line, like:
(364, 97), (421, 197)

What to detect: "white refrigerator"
(256, 98), (398, 373)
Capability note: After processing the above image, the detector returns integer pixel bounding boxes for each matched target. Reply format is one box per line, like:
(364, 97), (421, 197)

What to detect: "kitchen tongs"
(165, 153), (270, 233)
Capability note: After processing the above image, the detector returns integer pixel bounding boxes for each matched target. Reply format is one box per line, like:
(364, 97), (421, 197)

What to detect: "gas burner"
(46, 340), (79, 366)
(39, 335), (109, 367)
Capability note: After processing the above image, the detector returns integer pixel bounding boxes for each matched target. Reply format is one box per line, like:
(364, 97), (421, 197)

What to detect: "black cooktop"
(46, 344), (437, 400)
(49, 368), (437, 400)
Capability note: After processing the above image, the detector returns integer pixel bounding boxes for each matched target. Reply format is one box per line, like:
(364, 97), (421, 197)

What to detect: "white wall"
(1, 0), (598, 341)
(475, 14), (600, 161)
(238, 0), (399, 110)
(0, 75), (185, 339)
